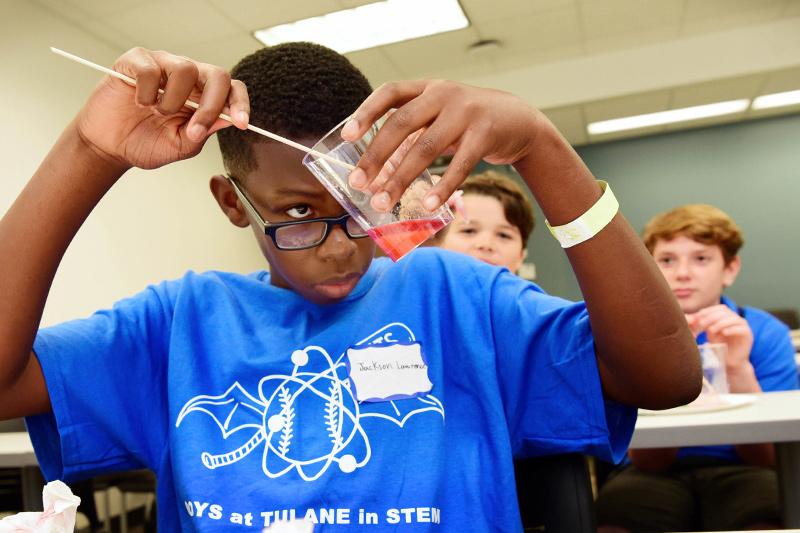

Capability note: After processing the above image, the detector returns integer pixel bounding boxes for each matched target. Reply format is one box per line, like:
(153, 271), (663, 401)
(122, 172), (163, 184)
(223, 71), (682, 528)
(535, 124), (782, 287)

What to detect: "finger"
(706, 316), (745, 335)
(228, 79), (250, 129)
(447, 190), (468, 220)
(207, 81), (250, 135)
(350, 127), (423, 191)
(114, 47), (162, 107)
(693, 306), (736, 329)
(371, 129), (424, 190)
(421, 129), (485, 211)
(720, 325), (752, 338)
(370, 114), (464, 211)
(152, 54), (199, 115)
(341, 80), (429, 141)
(184, 62), (233, 142)
(355, 101), (444, 196)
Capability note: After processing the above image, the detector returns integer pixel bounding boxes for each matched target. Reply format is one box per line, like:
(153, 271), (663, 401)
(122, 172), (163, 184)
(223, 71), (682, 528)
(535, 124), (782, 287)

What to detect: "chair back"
(0, 419), (25, 433)
(515, 453), (596, 532)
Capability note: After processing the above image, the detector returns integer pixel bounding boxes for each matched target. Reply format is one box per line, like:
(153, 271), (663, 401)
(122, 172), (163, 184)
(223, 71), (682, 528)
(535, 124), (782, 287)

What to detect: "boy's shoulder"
(725, 297), (791, 336)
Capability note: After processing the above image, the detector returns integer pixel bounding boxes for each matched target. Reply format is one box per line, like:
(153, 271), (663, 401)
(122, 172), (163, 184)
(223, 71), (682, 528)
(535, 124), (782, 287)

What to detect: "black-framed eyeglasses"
(226, 175), (369, 250)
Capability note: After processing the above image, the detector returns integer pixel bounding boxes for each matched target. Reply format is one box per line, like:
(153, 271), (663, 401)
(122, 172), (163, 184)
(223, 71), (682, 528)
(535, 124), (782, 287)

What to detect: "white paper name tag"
(346, 342), (433, 402)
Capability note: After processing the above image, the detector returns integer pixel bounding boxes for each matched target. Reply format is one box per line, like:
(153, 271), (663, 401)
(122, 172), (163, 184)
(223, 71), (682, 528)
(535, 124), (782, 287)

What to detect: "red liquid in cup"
(367, 218), (448, 261)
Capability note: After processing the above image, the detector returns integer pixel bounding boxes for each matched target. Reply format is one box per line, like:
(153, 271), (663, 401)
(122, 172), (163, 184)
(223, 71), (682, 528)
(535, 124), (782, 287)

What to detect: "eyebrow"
(270, 187), (328, 199)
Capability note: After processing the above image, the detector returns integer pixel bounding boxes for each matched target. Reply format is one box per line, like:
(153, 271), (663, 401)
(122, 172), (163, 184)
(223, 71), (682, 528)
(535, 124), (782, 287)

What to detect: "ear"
(721, 255), (741, 288)
(209, 175), (249, 228)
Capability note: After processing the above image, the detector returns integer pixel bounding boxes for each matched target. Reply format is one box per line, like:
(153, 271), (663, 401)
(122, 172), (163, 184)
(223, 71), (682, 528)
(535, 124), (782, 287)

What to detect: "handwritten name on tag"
(346, 342), (433, 402)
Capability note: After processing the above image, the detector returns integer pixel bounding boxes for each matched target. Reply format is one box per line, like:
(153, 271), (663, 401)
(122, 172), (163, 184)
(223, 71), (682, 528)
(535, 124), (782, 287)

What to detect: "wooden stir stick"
(50, 47), (356, 172)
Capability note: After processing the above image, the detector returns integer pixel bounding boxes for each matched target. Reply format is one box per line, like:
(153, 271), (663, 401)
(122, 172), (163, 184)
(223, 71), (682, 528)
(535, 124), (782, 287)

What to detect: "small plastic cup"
(699, 342), (729, 394)
(302, 117), (454, 261)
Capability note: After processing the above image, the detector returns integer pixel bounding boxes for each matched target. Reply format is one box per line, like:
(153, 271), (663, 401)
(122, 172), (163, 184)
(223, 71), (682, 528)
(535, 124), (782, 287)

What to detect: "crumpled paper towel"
(0, 480), (80, 532)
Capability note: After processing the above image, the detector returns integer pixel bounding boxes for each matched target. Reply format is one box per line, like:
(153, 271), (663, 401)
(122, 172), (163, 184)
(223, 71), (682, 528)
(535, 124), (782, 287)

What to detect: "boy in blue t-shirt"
(596, 203), (798, 532)
(0, 43), (701, 531)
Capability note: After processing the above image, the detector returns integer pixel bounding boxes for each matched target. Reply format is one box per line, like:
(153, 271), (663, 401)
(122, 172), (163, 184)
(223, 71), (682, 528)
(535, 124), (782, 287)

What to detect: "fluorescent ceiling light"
(253, 0), (469, 54)
(751, 89), (800, 110)
(587, 99), (750, 135)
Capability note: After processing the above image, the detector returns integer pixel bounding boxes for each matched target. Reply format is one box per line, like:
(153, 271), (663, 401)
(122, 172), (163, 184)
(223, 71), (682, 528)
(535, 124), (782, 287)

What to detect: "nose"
(317, 225), (357, 262)
(674, 258), (691, 280)
(473, 233), (494, 252)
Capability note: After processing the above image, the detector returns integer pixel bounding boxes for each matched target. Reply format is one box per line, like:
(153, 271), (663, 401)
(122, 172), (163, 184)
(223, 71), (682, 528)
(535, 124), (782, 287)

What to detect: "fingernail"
(188, 123), (207, 141)
(349, 168), (367, 189)
(424, 194), (440, 211)
(372, 192), (390, 210)
(237, 111), (249, 127)
(341, 119), (359, 140)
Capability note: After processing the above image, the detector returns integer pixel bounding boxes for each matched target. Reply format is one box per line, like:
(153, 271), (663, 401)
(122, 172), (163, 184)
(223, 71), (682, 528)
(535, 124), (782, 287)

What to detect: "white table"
(632, 390), (800, 528)
(0, 432), (44, 511)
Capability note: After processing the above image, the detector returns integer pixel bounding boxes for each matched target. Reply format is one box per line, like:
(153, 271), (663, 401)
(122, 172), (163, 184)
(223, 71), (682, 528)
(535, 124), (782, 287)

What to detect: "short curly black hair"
(217, 42), (372, 178)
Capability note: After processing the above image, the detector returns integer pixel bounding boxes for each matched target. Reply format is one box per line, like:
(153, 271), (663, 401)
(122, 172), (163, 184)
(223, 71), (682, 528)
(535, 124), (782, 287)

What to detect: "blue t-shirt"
(677, 295), (799, 461)
(27, 249), (634, 532)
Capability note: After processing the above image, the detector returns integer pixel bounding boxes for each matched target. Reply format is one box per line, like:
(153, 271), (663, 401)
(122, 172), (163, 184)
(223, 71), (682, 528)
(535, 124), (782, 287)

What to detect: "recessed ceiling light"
(587, 99), (750, 135)
(253, 0), (469, 54)
(751, 89), (800, 110)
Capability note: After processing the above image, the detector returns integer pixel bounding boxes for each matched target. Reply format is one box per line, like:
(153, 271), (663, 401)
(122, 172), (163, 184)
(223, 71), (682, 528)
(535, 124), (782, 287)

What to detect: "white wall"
(1, 0), (266, 326)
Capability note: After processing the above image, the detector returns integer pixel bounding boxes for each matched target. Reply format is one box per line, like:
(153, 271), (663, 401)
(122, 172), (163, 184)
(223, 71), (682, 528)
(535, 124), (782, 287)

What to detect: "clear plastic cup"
(699, 342), (729, 394)
(302, 117), (454, 261)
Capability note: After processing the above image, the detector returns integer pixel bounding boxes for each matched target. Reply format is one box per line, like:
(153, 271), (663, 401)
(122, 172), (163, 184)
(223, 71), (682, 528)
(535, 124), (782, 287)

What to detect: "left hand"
(340, 80), (541, 212)
(686, 304), (754, 372)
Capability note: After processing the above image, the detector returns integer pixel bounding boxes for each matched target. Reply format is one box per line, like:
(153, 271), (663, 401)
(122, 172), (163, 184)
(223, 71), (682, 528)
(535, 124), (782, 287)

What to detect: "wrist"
(68, 119), (131, 180)
(726, 361), (760, 393)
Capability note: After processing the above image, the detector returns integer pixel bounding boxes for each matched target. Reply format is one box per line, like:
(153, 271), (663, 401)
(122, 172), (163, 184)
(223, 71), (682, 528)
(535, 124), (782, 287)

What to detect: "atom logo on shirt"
(175, 322), (445, 481)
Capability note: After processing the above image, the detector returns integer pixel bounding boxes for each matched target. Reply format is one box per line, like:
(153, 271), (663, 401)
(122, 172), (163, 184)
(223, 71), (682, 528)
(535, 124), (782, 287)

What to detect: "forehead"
(654, 235), (720, 255)
(461, 194), (514, 225)
(244, 139), (333, 202)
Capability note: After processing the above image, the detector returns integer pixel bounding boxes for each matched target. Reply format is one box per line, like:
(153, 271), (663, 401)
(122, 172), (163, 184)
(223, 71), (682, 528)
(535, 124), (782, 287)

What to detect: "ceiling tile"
(584, 24), (680, 55)
(759, 66), (800, 93)
(97, 0), (244, 50)
(77, 18), (140, 52)
(207, 0), (342, 30)
(344, 49), (405, 88)
(436, 57), (496, 83)
(784, 0), (800, 16)
(583, 89), (671, 122)
(492, 44), (584, 71)
(681, 0), (786, 36)
(174, 34), (264, 70)
(62, 0), (159, 17)
(379, 27), (482, 78)
(33, 0), (93, 27)
(542, 105), (588, 146)
(580, 0), (684, 41)
(476, 5), (582, 54)
(460, 0), (577, 23)
(670, 74), (765, 107)
(684, 0), (784, 20)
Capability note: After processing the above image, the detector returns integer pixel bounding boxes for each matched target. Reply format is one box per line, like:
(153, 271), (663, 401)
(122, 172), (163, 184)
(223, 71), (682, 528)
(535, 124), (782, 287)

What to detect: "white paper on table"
(0, 480), (80, 532)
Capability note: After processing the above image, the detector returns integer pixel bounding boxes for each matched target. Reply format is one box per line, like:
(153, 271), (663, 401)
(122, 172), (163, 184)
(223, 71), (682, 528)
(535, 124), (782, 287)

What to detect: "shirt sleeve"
(749, 310), (799, 392)
(25, 280), (177, 482)
(487, 269), (636, 464)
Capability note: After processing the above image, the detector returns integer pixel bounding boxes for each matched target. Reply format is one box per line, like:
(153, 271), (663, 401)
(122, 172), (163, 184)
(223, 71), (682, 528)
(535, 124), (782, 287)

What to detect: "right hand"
(75, 47), (250, 170)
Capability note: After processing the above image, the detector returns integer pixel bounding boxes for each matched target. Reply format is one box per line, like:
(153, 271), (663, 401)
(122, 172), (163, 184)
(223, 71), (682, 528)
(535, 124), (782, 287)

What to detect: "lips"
(314, 273), (362, 300)
(673, 288), (694, 298)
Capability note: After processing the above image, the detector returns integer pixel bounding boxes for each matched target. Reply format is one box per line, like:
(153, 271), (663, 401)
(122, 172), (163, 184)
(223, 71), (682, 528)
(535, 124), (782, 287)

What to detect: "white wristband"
(545, 181), (618, 248)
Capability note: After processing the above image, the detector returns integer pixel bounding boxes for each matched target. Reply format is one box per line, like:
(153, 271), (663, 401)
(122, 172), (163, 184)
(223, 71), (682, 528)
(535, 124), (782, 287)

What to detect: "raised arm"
(341, 80), (701, 409)
(0, 48), (249, 419)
